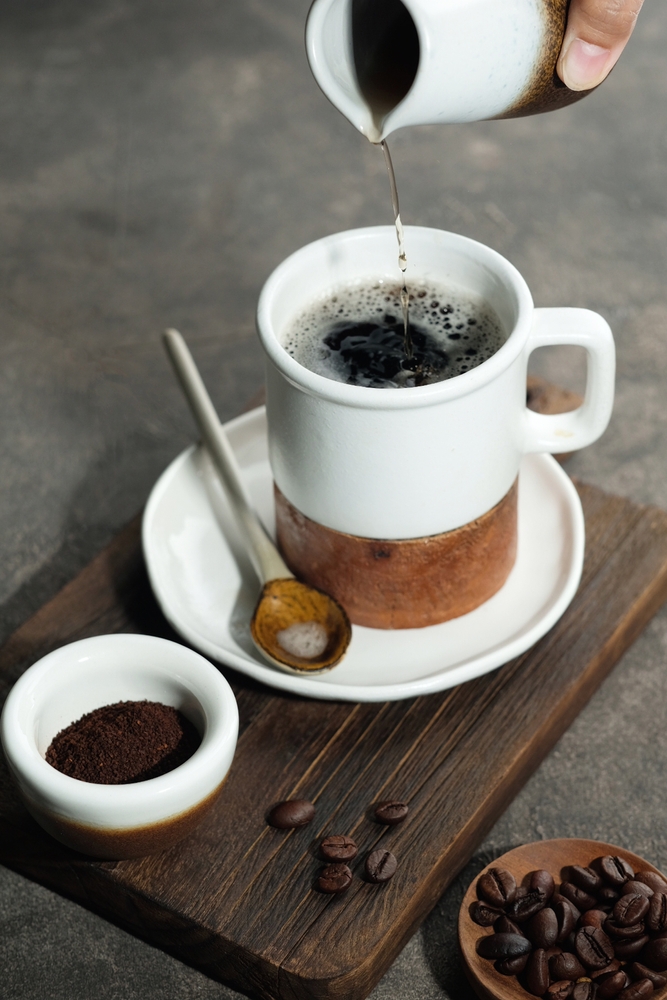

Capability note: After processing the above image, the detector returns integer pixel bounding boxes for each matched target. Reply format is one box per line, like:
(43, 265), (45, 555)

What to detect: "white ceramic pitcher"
(306, 0), (590, 142)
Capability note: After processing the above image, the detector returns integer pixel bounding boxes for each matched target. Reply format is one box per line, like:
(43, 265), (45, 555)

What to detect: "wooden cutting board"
(3, 431), (667, 1000)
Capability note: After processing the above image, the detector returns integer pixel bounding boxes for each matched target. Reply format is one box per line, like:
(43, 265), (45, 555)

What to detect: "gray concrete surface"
(2, 0), (667, 997)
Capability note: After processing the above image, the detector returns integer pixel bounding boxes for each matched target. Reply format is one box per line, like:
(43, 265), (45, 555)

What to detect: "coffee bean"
(547, 983), (575, 1000)
(550, 951), (587, 981)
(374, 801), (408, 825)
(365, 849), (397, 883)
(600, 857), (635, 888)
(582, 910), (610, 930)
(320, 835), (358, 862)
(630, 963), (667, 989)
(614, 895), (650, 927)
(554, 899), (580, 943)
(623, 881), (654, 899)
(613, 935), (649, 960)
(604, 918), (646, 940)
(571, 866), (604, 894)
(646, 893), (667, 933)
(530, 869), (556, 901)
(476, 932), (533, 959)
(636, 872), (667, 895)
(640, 936), (667, 971)
(572, 982), (597, 1000)
(317, 863), (352, 893)
(496, 915), (523, 936)
(506, 888), (547, 922)
(477, 867), (517, 908)
(529, 907), (559, 948)
(267, 799), (315, 829)
(597, 971), (629, 999)
(496, 953), (530, 975)
(525, 948), (550, 996)
(591, 961), (623, 980)
(470, 901), (502, 926)
(575, 926), (615, 969)
(617, 982), (654, 1000)
(562, 882), (599, 912)
(599, 888), (621, 906)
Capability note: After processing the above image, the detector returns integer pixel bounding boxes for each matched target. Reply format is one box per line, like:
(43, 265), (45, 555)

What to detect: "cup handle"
(524, 307), (615, 454)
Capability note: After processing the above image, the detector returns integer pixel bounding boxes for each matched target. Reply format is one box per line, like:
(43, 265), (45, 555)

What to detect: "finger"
(557, 0), (644, 92)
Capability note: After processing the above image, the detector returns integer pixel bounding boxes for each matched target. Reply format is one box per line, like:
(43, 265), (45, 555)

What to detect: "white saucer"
(142, 407), (585, 703)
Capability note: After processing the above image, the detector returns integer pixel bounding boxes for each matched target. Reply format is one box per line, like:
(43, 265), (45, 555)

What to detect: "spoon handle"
(163, 328), (293, 584)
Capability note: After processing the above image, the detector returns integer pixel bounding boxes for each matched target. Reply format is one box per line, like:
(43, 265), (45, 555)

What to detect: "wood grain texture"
(2, 479), (667, 999)
(459, 839), (667, 1000)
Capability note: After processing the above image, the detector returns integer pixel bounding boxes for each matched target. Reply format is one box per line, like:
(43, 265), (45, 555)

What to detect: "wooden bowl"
(458, 838), (667, 1000)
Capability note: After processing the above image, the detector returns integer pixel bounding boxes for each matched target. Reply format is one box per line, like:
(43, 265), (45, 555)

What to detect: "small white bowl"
(0, 633), (238, 858)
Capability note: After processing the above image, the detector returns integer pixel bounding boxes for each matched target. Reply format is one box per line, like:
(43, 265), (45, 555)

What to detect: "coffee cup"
(256, 226), (614, 628)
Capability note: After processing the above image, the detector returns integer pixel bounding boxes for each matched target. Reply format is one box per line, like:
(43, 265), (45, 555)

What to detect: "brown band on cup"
(275, 480), (518, 629)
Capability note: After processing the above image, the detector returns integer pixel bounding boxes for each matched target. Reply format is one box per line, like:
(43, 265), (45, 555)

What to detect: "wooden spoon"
(163, 329), (351, 674)
(459, 838), (667, 1000)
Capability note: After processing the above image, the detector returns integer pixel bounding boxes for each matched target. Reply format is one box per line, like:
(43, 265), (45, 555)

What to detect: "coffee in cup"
(282, 278), (506, 388)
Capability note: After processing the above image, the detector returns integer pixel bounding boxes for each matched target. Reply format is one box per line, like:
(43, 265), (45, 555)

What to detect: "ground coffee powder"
(45, 700), (201, 784)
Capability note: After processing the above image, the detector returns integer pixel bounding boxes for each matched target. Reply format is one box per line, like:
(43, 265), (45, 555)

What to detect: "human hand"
(557, 0), (644, 91)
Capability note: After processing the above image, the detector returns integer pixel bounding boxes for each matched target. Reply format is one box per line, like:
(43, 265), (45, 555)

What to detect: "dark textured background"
(2, 0), (667, 997)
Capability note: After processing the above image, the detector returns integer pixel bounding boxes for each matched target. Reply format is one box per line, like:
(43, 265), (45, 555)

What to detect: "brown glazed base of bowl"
(274, 480), (518, 629)
(24, 781), (225, 859)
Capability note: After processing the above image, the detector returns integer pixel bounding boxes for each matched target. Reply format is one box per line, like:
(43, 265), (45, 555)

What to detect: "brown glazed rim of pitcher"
(495, 0), (596, 119)
(274, 480), (518, 630)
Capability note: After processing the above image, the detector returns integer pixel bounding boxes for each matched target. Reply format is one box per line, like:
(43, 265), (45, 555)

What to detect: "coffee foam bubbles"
(282, 279), (507, 388)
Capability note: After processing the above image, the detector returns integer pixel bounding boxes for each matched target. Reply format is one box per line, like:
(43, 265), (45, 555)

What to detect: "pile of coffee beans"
(472, 856), (667, 998)
(267, 798), (407, 893)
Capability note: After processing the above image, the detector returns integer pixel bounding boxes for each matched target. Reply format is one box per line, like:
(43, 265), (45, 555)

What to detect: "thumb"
(557, 0), (644, 92)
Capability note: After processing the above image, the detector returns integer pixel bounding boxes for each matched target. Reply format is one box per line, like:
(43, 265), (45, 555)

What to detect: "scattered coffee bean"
(470, 900), (502, 926)
(646, 893), (667, 933)
(563, 882), (599, 912)
(571, 866), (605, 894)
(529, 907), (559, 949)
(591, 961), (623, 979)
(506, 888), (547, 922)
(496, 953), (530, 975)
(600, 857), (635, 888)
(596, 970), (629, 999)
(550, 951), (587, 981)
(636, 872), (667, 895)
(642, 935), (667, 970)
(630, 963), (667, 988)
(477, 867), (517, 908)
(268, 799), (315, 829)
(317, 863), (352, 894)
(530, 869), (556, 900)
(365, 849), (397, 883)
(572, 982), (597, 1000)
(583, 910), (610, 930)
(496, 915), (523, 936)
(477, 932), (533, 959)
(575, 926), (615, 969)
(554, 899), (580, 943)
(320, 835), (358, 862)
(605, 919), (646, 940)
(623, 881), (654, 899)
(599, 887), (621, 906)
(613, 935), (649, 960)
(614, 895), (650, 927)
(617, 981), (654, 1000)
(525, 947), (550, 995)
(373, 801), (408, 825)
(547, 982), (575, 1000)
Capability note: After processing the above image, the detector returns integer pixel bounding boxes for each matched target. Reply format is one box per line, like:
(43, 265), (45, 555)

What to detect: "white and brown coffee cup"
(257, 226), (615, 629)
